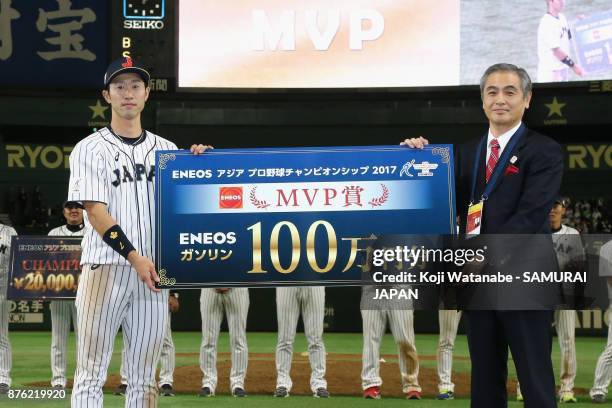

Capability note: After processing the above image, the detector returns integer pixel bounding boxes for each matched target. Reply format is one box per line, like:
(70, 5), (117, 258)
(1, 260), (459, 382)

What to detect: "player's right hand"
(400, 136), (429, 149)
(129, 253), (161, 292)
(573, 65), (584, 76)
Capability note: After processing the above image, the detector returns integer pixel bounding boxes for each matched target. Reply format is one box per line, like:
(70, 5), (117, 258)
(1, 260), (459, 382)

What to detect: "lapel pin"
(510, 156), (518, 164)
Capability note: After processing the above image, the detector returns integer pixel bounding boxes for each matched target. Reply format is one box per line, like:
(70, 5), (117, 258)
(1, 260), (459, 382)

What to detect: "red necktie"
(486, 139), (500, 182)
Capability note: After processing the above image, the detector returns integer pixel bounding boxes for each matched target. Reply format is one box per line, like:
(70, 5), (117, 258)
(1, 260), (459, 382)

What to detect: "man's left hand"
(400, 136), (429, 149)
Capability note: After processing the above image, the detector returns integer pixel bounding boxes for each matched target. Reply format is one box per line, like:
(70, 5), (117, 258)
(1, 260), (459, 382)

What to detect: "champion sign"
(219, 187), (243, 209)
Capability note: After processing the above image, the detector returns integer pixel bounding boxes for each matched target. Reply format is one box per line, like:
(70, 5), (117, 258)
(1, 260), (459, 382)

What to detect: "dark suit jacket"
(454, 125), (564, 309)
(455, 126), (563, 235)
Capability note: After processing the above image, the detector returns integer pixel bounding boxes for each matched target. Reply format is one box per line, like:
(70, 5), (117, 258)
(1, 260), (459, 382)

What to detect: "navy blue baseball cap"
(63, 200), (84, 209)
(103, 56), (150, 88)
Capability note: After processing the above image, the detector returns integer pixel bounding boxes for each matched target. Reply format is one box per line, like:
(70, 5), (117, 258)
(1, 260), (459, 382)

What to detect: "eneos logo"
(219, 186), (243, 209)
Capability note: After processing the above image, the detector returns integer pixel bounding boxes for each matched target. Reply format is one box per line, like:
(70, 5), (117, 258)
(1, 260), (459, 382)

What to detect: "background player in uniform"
(274, 286), (329, 398)
(436, 310), (462, 400)
(361, 285), (421, 400)
(67, 56), (211, 407)
(115, 292), (179, 397)
(48, 201), (85, 390)
(550, 197), (585, 403)
(0, 222), (17, 394)
(590, 239), (612, 403)
(436, 219), (463, 400)
(537, 0), (584, 82)
(516, 196), (585, 403)
(198, 287), (249, 397)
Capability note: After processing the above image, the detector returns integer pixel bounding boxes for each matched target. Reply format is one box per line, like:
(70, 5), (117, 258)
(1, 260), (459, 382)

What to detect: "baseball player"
(0, 222), (17, 394)
(590, 240), (612, 404)
(116, 293), (179, 397)
(436, 221), (463, 400)
(274, 286), (329, 398)
(199, 287), (249, 397)
(537, 0), (584, 82)
(48, 201), (85, 390)
(67, 56), (211, 407)
(361, 285), (421, 400)
(437, 310), (462, 400)
(551, 197), (585, 403)
(517, 196), (585, 403)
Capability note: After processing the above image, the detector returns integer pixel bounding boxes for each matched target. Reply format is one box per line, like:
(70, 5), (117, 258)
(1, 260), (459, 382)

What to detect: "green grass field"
(0, 331), (610, 407)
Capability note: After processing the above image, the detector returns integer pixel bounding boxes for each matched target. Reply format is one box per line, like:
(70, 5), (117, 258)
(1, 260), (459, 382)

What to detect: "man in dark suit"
(403, 63), (563, 407)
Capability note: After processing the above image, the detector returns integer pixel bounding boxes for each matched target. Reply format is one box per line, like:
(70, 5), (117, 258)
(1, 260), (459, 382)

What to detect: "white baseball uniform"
(0, 224), (17, 387)
(591, 240), (612, 398)
(552, 224), (584, 394)
(158, 309), (175, 387)
(199, 288), (249, 393)
(437, 310), (462, 393)
(517, 224), (585, 396)
(360, 286), (421, 394)
(276, 286), (326, 393)
(48, 224), (84, 388)
(537, 12), (572, 82)
(68, 127), (176, 407)
(120, 307), (175, 387)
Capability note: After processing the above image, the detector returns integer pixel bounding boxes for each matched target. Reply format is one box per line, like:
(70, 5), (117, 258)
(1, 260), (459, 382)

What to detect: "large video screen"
(178, 0), (612, 89)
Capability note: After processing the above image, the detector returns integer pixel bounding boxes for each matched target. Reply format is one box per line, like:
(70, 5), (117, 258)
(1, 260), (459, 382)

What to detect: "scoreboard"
(110, 0), (175, 92)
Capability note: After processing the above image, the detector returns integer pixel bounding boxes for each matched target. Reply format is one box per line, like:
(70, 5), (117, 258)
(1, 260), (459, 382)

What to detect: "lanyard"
(470, 123), (526, 204)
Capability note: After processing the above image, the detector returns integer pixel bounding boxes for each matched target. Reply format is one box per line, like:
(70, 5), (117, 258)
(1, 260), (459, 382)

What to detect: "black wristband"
(561, 56), (575, 67)
(102, 225), (136, 260)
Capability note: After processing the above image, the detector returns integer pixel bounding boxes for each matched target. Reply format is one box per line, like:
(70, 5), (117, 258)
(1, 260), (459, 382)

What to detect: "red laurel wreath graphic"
(249, 187), (270, 209)
(369, 184), (389, 207)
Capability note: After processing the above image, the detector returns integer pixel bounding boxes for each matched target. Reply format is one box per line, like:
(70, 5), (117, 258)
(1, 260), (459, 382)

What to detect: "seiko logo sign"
(124, 20), (164, 30)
